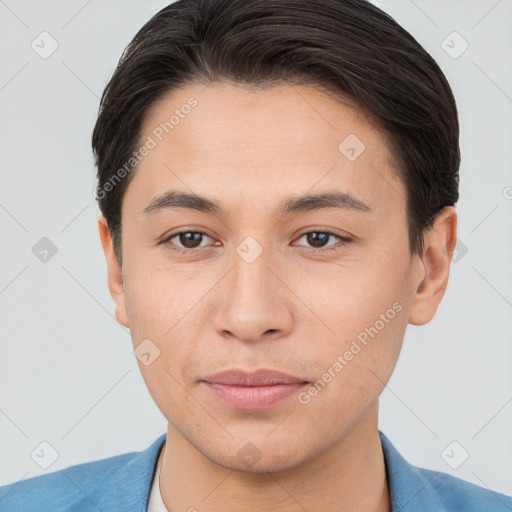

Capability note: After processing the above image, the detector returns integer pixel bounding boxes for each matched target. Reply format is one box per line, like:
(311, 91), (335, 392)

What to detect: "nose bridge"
(232, 238), (271, 305)
(212, 236), (293, 342)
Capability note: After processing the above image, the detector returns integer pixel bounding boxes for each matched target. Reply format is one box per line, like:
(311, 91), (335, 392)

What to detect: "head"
(93, 0), (459, 471)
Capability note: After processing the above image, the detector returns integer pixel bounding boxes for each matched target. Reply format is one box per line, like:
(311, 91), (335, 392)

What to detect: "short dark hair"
(92, 0), (460, 265)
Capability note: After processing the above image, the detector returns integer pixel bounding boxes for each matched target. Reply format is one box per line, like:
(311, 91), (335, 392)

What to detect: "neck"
(158, 403), (390, 512)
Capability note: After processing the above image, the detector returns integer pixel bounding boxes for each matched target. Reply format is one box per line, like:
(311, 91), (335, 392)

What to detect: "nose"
(212, 241), (294, 344)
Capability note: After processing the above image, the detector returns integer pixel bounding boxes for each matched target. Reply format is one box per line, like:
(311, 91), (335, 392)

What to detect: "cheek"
(297, 256), (405, 333)
(123, 257), (208, 336)
(124, 266), (201, 415)
(296, 297), (406, 427)
(122, 259), (218, 387)
(295, 257), (407, 388)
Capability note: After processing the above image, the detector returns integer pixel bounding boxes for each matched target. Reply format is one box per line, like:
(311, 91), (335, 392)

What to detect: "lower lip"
(202, 381), (308, 411)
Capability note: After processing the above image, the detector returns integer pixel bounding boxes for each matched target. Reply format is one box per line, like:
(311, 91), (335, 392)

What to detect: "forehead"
(125, 81), (406, 220)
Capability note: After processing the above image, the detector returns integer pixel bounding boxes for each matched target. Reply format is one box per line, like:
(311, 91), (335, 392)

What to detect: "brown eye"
(176, 231), (204, 249)
(163, 230), (215, 252)
(305, 232), (331, 248)
(294, 230), (352, 251)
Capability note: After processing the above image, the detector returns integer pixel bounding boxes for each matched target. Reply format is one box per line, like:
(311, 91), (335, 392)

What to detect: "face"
(99, 81), (454, 472)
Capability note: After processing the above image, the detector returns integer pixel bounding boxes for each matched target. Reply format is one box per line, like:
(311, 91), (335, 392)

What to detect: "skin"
(98, 81), (457, 512)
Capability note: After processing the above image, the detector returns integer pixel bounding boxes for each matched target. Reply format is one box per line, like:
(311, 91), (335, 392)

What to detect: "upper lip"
(202, 369), (308, 386)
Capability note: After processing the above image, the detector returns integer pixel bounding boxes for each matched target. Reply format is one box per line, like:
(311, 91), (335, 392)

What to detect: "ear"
(408, 206), (458, 326)
(98, 213), (129, 328)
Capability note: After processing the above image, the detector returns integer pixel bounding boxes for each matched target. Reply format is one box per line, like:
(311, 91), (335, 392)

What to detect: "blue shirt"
(1, 430), (511, 511)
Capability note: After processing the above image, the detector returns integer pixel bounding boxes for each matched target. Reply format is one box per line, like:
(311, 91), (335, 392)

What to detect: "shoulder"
(0, 434), (166, 512)
(378, 430), (512, 512)
(0, 452), (134, 511)
(423, 466), (512, 511)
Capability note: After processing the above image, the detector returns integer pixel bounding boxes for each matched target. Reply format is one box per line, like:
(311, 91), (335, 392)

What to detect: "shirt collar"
(99, 433), (167, 511)
(379, 430), (446, 511)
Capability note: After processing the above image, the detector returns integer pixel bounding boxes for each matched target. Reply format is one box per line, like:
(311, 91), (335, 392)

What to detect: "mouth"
(201, 368), (309, 411)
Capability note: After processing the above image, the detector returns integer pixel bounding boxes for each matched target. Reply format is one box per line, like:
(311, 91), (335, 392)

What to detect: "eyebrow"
(141, 190), (373, 216)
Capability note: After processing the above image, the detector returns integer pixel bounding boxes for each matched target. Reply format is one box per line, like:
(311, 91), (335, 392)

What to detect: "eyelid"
(161, 227), (352, 254)
(160, 229), (217, 251)
(292, 228), (352, 251)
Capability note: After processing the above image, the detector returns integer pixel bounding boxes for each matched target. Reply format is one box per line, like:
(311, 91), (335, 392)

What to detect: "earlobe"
(408, 206), (458, 326)
(97, 213), (130, 328)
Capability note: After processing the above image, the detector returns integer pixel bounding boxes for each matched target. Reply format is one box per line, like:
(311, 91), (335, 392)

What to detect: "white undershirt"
(147, 445), (169, 512)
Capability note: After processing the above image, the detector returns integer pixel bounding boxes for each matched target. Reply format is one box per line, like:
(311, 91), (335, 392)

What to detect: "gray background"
(1, 0), (511, 497)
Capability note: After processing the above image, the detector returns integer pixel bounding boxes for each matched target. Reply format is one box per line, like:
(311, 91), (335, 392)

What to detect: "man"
(1, 0), (511, 510)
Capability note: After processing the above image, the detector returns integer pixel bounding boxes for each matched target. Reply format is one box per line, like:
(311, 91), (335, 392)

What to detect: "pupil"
(307, 232), (328, 248)
(177, 232), (331, 249)
(180, 232), (202, 248)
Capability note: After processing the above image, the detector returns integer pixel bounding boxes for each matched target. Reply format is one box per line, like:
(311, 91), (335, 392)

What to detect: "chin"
(202, 436), (311, 474)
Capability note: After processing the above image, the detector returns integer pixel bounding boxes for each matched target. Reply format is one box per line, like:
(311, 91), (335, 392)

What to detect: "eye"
(293, 230), (352, 251)
(161, 230), (217, 253)
(160, 229), (352, 254)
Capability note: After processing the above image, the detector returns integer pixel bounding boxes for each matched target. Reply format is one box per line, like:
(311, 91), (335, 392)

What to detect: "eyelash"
(160, 229), (352, 254)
